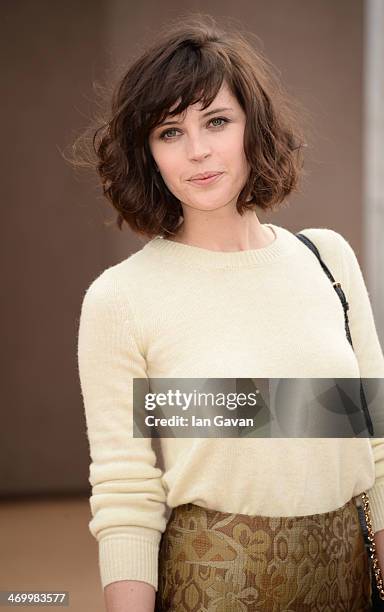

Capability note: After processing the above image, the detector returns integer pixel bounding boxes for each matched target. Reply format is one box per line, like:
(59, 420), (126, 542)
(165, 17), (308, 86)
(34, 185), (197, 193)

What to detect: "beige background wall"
(1, 0), (364, 495)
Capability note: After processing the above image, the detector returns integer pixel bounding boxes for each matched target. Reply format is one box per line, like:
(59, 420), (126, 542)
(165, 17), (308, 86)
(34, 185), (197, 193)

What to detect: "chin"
(191, 202), (228, 211)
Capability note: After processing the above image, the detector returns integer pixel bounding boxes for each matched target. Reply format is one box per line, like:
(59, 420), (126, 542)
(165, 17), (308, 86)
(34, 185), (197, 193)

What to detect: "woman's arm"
(338, 231), (384, 534)
(77, 269), (168, 599)
(375, 530), (384, 576)
(104, 580), (156, 612)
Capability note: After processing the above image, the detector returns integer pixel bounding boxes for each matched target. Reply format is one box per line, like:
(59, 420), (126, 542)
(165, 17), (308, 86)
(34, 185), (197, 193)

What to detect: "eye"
(159, 127), (178, 140)
(210, 117), (227, 128)
(159, 116), (230, 141)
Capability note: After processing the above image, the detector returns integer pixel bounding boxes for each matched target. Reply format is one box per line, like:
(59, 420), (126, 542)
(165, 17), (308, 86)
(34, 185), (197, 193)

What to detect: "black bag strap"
(295, 232), (374, 436)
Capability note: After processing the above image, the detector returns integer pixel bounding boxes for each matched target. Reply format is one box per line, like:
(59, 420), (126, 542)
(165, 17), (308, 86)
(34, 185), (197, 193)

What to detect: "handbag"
(295, 231), (384, 604)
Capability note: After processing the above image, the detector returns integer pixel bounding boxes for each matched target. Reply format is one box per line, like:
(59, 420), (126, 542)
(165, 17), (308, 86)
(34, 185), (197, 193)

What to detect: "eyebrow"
(158, 107), (234, 127)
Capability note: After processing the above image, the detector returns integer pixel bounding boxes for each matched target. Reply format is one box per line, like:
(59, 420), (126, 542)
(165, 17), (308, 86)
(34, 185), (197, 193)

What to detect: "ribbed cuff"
(367, 482), (384, 533)
(99, 532), (162, 591)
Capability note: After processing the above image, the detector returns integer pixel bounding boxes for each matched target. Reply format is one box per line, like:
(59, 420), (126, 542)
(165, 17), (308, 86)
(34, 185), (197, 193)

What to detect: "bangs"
(142, 45), (235, 132)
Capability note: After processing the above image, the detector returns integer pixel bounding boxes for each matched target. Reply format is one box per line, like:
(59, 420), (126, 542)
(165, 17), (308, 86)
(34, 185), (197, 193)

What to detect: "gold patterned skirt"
(155, 496), (371, 611)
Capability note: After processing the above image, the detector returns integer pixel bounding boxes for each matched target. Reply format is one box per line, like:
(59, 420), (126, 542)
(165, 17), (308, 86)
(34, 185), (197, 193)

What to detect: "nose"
(185, 133), (211, 161)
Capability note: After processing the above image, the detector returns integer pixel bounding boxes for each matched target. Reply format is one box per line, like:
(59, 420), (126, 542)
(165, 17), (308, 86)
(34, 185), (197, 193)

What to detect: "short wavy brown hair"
(72, 13), (309, 240)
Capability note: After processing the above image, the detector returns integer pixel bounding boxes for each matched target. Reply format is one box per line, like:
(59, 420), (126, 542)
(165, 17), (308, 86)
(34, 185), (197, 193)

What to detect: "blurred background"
(1, 0), (383, 610)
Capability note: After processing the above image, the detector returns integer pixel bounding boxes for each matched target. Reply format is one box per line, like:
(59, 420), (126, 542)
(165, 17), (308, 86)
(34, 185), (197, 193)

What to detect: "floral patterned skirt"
(155, 496), (371, 612)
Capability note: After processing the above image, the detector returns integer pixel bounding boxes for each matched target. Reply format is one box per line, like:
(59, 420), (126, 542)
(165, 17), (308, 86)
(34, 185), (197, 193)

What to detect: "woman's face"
(148, 81), (250, 213)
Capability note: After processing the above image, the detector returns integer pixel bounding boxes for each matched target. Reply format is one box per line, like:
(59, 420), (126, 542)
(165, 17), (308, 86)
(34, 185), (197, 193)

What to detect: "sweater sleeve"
(336, 231), (384, 533)
(77, 270), (168, 590)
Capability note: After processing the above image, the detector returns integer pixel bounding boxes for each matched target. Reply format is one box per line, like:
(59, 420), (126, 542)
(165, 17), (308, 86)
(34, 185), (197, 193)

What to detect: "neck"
(144, 223), (297, 270)
(167, 210), (275, 252)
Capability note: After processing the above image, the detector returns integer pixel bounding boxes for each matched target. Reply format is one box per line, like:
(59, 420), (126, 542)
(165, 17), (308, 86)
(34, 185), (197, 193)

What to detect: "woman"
(76, 14), (384, 611)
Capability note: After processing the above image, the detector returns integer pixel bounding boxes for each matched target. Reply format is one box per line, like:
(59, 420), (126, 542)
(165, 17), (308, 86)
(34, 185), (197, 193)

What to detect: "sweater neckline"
(144, 223), (297, 269)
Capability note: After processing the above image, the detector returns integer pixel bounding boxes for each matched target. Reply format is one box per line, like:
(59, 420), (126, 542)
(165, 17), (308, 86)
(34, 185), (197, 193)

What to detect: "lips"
(189, 172), (222, 181)
(188, 172), (224, 187)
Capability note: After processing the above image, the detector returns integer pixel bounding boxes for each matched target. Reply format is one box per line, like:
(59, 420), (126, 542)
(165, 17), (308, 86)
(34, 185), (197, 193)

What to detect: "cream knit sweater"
(77, 222), (384, 591)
